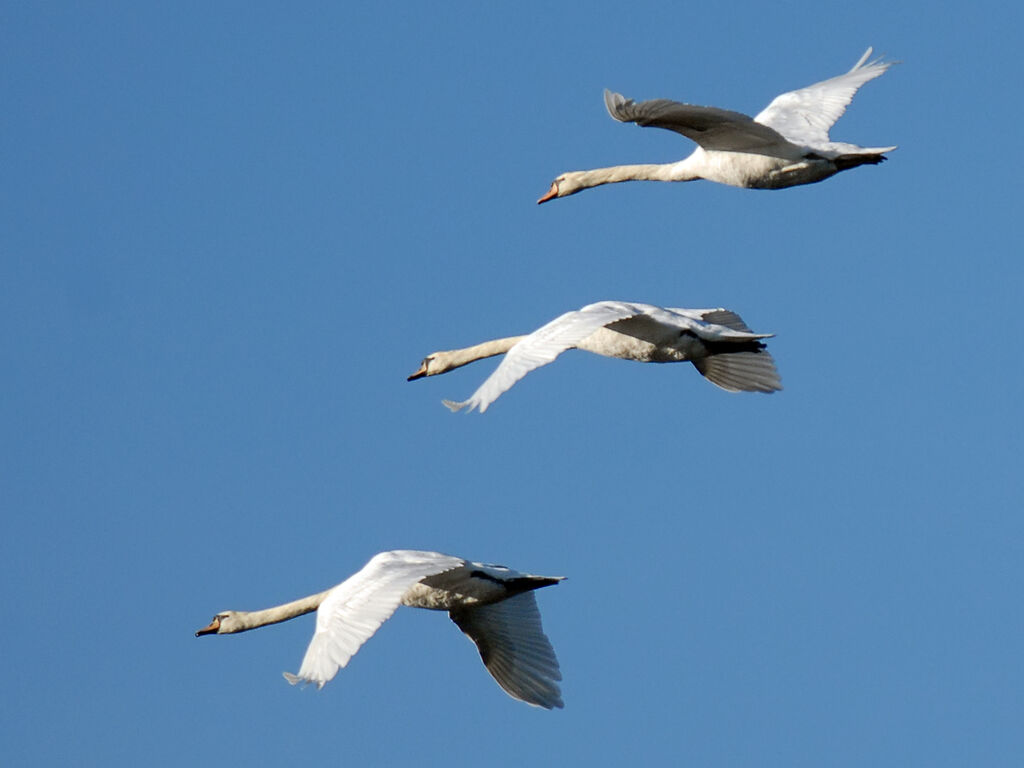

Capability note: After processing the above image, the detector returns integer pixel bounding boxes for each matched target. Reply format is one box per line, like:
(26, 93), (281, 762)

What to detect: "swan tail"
(503, 575), (566, 595)
(692, 348), (782, 393)
(443, 398), (472, 413)
(834, 148), (896, 171)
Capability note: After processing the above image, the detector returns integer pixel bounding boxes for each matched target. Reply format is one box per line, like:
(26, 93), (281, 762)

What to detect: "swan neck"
(578, 163), (684, 187)
(230, 589), (333, 632)
(440, 336), (526, 373)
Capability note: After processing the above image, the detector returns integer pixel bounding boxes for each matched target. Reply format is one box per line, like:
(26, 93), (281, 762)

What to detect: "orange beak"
(537, 181), (559, 204)
(196, 617), (221, 637)
(407, 363), (429, 381)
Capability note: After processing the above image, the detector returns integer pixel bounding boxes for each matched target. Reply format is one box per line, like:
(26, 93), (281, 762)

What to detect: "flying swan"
(538, 47), (896, 200)
(196, 549), (565, 709)
(408, 300), (781, 413)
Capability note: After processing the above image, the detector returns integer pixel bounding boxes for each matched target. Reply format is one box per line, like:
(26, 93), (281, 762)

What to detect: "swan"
(408, 300), (781, 413)
(538, 47), (896, 200)
(196, 549), (565, 709)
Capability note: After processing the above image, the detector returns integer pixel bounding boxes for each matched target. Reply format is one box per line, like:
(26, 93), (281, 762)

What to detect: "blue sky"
(2, 2), (1022, 765)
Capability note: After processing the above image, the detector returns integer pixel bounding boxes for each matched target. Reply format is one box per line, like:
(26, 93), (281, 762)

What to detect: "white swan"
(538, 47), (896, 200)
(408, 300), (781, 413)
(196, 550), (565, 709)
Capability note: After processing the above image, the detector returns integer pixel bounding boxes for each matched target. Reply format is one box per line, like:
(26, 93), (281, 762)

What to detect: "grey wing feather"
(447, 301), (646, 413)
(692, 350), (782, 393)
(450, 593), (563, 709)
(753, 47), (895, 148)
(604, 89), (789, 152)
(697, 309), (754, 333)
(665, 307), (757, 334)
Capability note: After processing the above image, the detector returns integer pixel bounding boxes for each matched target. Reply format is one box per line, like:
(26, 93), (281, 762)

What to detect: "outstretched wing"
(450, 593), (564, 709)
(753, 48), (895, 147)
(604, 89), (790, 153)
(285, 550), (465, 688)
(664, 307), (765, 337)
(664, 307), (781, 393)
(445, 301), (647, 413)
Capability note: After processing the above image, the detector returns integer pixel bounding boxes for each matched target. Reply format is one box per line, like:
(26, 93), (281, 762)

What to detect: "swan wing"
(692, 349), (782, 393)
(445, 301), (649, 413)
(648, 305), (771, 341)
(285, 550), (465, 688)
(753, 47), (894, 148)
(604, 89), (790, 153)
(694, 308), (753, 333)
(450, 592), (563, 709)
(665, 307), (766, 336)
(657, 307), (781, 391)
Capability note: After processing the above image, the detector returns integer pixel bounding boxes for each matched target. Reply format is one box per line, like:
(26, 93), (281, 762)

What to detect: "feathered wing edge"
(603, 89), (788, 152)
(690, 308), (782, 393)
(450, 592), (564, 709)
(283, 550), (465, 688)
(445, 302), (647, 413)
(692, 349), (782, 393)
(753, 47), (896, 150)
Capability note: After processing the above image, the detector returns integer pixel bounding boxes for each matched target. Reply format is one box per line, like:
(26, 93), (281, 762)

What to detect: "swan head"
(196, 611), (244, 636)
(407, 353), (450, 381)
(537, 173), (584, 203)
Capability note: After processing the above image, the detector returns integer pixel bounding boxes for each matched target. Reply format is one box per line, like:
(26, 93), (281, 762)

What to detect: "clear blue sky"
(2, 3), (1022, 766)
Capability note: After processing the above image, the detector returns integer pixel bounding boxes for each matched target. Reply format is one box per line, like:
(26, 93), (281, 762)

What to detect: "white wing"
(450, 593), (564, 709)
(753, 47), (895, 148)
(284, 550), (465, 688)
(444, 301), (649, 413)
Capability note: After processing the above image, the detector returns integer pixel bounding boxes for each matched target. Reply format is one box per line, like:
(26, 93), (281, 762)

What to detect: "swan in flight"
(538, 47), (896, 200)
(408, 300), (781, 413)
(196, 550), (565, 709)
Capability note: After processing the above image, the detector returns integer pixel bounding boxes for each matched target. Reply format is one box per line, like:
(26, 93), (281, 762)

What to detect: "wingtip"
(283, 671), (328, 690)
(603, 88), (626, 120)
(854, 46), (900, 72)
(851, 46), (873, 71)
(533, 697), (565, 710)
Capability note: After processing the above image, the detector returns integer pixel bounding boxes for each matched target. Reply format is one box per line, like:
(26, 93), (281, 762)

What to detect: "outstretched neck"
(571, 163), (695, 190)
(227, 589), (333, 633)
(437, 336), (527, 373)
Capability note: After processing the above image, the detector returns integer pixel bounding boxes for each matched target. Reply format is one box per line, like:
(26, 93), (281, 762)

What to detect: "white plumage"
(409, 301), (781, 413)
(538, 47), (896, 199)
(196, 550), (565, 709)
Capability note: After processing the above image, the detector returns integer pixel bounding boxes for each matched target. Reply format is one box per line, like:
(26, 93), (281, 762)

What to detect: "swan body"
(196, 550), (565, 709)
(408, 300), (781, 413)
(539, 47), (896, 201)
